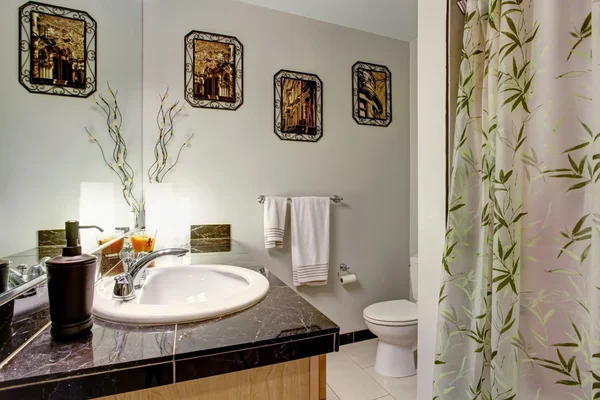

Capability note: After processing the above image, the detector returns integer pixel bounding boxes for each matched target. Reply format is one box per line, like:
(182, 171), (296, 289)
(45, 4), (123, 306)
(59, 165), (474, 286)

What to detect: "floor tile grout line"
(339, 344), (368, 371)
(326, 383), (341, 400)
(338, 342), (416, 400)
(328, 348), (390, 399)
(339, 338), (377, 368)
(367, 370), (390, 398)
(339, 339), (384, 392)
(337, 341), (388, 398)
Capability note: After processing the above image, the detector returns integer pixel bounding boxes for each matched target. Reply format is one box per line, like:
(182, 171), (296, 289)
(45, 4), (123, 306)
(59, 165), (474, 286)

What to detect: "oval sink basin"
(93, 264), (270, 324)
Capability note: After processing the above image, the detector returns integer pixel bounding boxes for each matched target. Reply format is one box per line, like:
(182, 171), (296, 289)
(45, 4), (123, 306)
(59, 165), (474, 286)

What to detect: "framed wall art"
(184, 30), (243, 110)
(352, 61), (391, 127)
(19, 1), (97, 98)
(274, 69), (323, 142)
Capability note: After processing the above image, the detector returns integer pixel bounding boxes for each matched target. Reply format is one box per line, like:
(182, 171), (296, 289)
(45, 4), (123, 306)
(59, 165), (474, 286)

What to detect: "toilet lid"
(363, 300), (417, 323)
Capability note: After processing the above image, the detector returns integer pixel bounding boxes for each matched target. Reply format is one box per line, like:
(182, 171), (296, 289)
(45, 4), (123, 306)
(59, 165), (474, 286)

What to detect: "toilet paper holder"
(337, 263), (356, 279)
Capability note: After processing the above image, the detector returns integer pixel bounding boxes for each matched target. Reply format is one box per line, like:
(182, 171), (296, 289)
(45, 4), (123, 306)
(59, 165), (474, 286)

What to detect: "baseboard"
(338, 329), (377, 346)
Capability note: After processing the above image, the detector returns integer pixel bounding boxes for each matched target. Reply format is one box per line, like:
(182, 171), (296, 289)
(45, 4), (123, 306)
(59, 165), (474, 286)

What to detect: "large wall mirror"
(0, 0), (414, 361)
(0, 0), (142, 303)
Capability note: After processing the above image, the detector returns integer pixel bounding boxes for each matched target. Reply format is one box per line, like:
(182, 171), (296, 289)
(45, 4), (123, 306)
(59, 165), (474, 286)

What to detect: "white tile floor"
(326, 339), (417, 400)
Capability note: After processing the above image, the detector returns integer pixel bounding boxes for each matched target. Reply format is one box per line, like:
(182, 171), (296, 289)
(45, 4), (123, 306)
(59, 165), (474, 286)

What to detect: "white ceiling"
(236, 0), (418, 42)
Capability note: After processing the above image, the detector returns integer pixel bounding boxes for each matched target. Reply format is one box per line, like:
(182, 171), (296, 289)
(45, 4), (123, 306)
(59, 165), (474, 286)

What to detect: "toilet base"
(374, 340), (417, 378)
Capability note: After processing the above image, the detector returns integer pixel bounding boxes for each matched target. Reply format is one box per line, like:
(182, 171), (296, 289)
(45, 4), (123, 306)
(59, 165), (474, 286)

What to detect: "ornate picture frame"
(352, 61), (392, 127)
(19, 1), (97, 98)
(184, 30), (243, 110)
(274, 69), (323, 142)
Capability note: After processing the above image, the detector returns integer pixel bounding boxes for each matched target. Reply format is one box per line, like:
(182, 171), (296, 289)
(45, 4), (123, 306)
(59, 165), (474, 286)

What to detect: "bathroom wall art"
(352, 61), (392, 127)
(148, 88), (194, 183)
(184, 30), (243, 110)
(85, 83), (141, 227)
(274, 69), (323, 142)
(19, 1), (97, 98)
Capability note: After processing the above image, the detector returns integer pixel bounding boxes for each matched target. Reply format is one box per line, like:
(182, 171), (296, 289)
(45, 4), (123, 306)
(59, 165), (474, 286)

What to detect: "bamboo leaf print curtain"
(433, 0), (600, 399)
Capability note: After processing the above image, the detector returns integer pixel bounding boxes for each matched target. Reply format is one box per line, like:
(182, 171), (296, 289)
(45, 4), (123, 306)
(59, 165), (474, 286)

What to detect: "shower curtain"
(433, 1), (600, 399)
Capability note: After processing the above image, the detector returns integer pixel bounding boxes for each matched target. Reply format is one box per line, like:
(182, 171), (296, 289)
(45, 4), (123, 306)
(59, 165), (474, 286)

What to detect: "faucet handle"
(112, 273), (135, 301)
(21, 257), (48, 281)
(26, 259), (47, 280)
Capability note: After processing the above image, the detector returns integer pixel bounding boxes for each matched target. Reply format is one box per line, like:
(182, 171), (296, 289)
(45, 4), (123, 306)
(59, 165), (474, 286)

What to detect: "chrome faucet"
(112, 248), (188, 301)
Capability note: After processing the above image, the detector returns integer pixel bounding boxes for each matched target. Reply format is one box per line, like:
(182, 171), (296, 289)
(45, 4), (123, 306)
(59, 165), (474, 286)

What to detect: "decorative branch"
(148, 88), (194, 183)
(85, 82), (141, 226)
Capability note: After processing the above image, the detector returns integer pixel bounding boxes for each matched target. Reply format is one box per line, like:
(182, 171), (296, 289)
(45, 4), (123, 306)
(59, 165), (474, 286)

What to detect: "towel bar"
(257, 195), (343, 204)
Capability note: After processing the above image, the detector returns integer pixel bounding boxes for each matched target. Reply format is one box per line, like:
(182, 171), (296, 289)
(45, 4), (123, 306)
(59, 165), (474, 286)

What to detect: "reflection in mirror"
(0, 0), (142, 321)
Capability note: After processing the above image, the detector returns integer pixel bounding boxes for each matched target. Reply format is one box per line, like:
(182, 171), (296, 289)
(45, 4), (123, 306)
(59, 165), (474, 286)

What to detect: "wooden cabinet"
(98, 355), (327, 400)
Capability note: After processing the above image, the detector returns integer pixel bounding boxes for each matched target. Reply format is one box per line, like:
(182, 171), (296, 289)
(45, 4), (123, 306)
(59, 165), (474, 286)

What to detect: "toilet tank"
(410, 255), (418, 302)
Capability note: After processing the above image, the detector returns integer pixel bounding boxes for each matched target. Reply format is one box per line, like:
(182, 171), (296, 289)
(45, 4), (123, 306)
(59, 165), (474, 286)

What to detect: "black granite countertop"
(0, 242), (339, 399)
(0, 247), (124, 364)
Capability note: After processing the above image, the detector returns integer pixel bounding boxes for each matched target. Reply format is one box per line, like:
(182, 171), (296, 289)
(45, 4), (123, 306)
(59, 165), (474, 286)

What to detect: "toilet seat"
(363, 300), (417, 326)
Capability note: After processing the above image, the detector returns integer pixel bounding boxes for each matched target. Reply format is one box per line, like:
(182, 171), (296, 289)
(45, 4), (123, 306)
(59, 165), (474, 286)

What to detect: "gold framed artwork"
(274, 70), (323, 142)
(352, 61), (392, 127)
(19, 1), (97, 98)
(184, 30), (243, 110)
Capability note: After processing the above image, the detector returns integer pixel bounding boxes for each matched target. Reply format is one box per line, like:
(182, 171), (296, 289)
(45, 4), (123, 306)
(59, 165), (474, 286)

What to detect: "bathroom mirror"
(0, 0), (143, 296)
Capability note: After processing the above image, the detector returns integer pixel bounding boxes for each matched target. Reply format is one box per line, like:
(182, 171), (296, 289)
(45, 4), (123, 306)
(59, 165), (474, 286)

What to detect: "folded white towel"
(290, 197), (330, 286)
(264, 196), (288, 249)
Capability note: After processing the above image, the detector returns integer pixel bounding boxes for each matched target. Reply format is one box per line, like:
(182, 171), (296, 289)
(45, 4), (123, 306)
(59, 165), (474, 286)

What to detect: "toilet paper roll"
(340, 273), (357, 285)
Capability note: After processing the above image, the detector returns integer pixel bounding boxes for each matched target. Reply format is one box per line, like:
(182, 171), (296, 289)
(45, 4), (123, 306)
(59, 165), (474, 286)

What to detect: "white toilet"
(363, 255), (418, 378)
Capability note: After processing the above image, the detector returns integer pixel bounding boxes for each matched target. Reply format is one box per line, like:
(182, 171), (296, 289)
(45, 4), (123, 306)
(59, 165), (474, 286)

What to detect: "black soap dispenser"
(45, 220), (103, 341)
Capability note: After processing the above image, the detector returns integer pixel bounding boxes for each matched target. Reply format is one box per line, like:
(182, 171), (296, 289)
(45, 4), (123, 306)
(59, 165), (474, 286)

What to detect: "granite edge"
(0, 361), (174, 398)
(0, 331), (339, 395)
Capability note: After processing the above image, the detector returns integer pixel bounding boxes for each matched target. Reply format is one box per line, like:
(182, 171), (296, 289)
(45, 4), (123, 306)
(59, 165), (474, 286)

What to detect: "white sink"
(93, 264), (270, 324)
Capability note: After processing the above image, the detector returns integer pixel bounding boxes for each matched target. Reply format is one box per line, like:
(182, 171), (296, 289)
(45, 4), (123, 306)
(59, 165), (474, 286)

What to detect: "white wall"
(409, 39), (418, 257)
(237, 0), (418, 42)
(0, 0), (142, 256)
(417, 1), (447, 399)
(447, 0), (465, 183)
(143, 0), (411, 333)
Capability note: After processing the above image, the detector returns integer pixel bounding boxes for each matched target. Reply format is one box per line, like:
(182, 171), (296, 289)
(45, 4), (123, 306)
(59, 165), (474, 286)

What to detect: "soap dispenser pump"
(45, 220), (103, 341)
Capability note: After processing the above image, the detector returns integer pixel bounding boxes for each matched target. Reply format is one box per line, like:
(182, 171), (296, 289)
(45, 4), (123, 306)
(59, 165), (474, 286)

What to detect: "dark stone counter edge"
(176, 332), (337, 383)
(0, 332), (338, 399)
(174, 325), (340, 361)
(0, 361), (174, 399)
(0, 352), (176, 390)
(0, 324), (339, 390)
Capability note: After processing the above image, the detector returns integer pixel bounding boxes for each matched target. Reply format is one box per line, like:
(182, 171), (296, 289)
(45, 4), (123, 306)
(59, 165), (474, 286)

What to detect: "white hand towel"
(290, 197), (330, 286)
(264, 196), (288, 249)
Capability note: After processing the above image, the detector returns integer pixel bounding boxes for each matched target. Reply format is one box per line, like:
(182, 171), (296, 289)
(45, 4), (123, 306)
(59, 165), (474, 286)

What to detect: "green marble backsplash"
(190, 224), (231, 253)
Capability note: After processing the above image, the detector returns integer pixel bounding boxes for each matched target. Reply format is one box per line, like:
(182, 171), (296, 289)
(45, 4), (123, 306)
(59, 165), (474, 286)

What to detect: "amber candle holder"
(96, 232), (125, 257)
(130, 230), (156, 254)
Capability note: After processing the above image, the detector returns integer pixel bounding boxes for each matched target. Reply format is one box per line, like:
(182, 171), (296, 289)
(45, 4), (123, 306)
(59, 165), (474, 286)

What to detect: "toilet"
(363, 255), (418, 378)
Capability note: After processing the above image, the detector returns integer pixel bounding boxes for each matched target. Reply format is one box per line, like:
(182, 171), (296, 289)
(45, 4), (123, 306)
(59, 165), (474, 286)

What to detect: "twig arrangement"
(85, 82), (141, 225)
(148, 88), (194, 183)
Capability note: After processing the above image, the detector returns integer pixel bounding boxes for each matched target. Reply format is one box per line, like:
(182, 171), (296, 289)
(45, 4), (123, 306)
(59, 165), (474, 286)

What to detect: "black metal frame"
(184, 30), (243, 111)
(18, 1), (97, 98)
(351, 61), (392, 127)
(273, 69), (323, 143)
